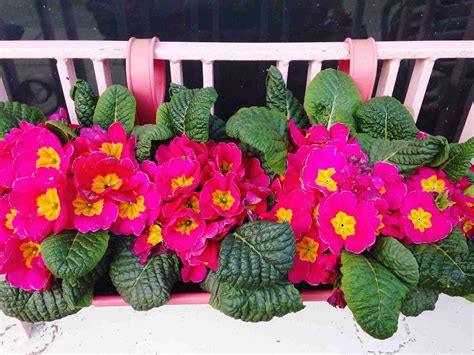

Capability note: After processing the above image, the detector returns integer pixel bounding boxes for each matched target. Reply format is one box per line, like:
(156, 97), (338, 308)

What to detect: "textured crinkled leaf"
(226, 107), (289, 175)
(400, 287), (439, 317)
(409, 229), (474, 296)
(441, 138), (474, 181)
(266, 65), (309, 128)
(341, 252), (409, 340)
(209, 115), (229, 142)
(169, 83), (187, 96)
(464, 294), (474, 302)
(93, 85), (136, 135)
(132, 124), (174, 161)
(41, 230), (109, 279)
(434, 191), (456, 211)
(216, 221), (295, 288)
(45, 120), (78, 144)
(356, 96), (419, 140)
(70, 79), (98, 127)
(354, 133), (375, 154)
(109, 238), (180, 311)
(169, 87), (217, 142)
(370, 237), (419, 289)
(304, 69), (361, 132)
(155, 102), (173, 128)
(0, 281), (80, 322)
(210, 281), (304, 322)
(0, 102), (46, 137)
(367, 135), (450, 174)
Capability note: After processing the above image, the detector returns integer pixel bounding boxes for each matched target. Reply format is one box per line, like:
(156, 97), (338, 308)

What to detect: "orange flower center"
(19, 241), (41, 269)
(296, 237), (319, 263)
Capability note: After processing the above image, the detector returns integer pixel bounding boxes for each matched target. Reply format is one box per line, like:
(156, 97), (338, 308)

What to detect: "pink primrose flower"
(155, 158), (201, 199)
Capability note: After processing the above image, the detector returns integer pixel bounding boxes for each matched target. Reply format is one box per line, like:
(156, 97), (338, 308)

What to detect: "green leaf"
(226, 107), (289, 175)
(366, 135), (450, 175)
(441, 138), (474, 181)
(62, 255), (109, 309)
(132, 124), (174, 161)
(0, 102), (46, 137)
(0, 281), (81, 322)
(45, 120), (78, 144)
(409, 229), (474, 296)
(341, 252), (409, 340)
(355, 96), (419, 140)
(209, 115), (229, 142)
(464, 294), (474, 302)
(70, 79), (98, 127)
(169, 87), (217, 141)
(155, 102), (173, 127)
(400, 287), (439, 317)
(109, 238), (180, 311)
(435, 192), (456, 211)
(169, 83), (187, 96)
(93, 85), (136, 135)
(464, 185), (474, 197)
(354, 133), (376, 154)
(304, 69), (361, 132)
(216, 221), (295, 288)
(41, 230), (109, 279)
(266, 66), (309, 128)
(210, 281), (304, 322)
(370, 236), (419, 289)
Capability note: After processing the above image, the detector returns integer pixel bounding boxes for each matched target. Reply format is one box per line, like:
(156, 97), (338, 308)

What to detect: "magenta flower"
(162, 210), (207, 253)
(317, 191), (380, 254)
(155, 135), (208, 168)
(400, 191), (452, 244)
(372, 162), (407, 210)
(132, 224), (165, 264)
(9, 168), (68, 241)
(0, 237), (51, 292)
(180, 241), (219, 283)
(205, 142), (243, 177)
(162, 192), (201, 218)
(48, 107), (68, 122)
(0, 194), (16, 243)
(200, 173), (243, 219)
(407, 167), (453, 194)
(155, 158), (201, 199)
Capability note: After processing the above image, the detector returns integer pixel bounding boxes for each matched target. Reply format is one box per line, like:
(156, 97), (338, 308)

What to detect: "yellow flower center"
(331, 211), (356, 240)
(174, 216), (199, 235)
(463, 220), (473, 233)
(211, 190), (236, 211)
(100, 142), (123, 159)
(376, 214), (385, 236)
(147, 224), (163, 246)
(72, 195), (104, 217)
(19, 241), (41, 269)
(36, 146), (61, 169)
(296, 237), (319, 263)
(276, 207), (293, 223)
(408, 207), (432, 232)
(181, 195), (200, 213)
(36, 188), (61, 221)
(219, 161), (233, 174)
(315, 168), (337, 191)
(118, 195), (146, 220)
(421, 175), (446, 193)
(312, 205), (319, 223)
(91, 173), (123, 194)
(5, 208), (17, 231)
(171, 174), (194, 192)
(379, 186), (386, 195)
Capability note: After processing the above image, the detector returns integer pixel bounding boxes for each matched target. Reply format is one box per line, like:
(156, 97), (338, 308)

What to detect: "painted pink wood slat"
(276, 61), (290, 84)
(0, 76), (8, 102)
(404, 58), (436, 121)
(376, 59), (401, 96)
(92, 59), (112, 94)
(55, 58), (78, 123)
(170, 60), (183, 85)
(306, 60), (322, 89)
(460, 102), (474, 144)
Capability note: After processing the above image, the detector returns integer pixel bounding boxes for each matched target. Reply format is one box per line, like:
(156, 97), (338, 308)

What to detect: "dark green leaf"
(93, 85), (136, 135)
(464, 294), (474, 302)
(132, 124), (174, 161)
(155, 102), (172, 127)
(409, 229), (474, 296)
(266, 66), (309, 128)
(45, 120), (78, 144)
(400, 287), (439, 317)
(366, 135), (450, 174)
(70, 79), (98, 127)
(109, 238), (180, 311)
(341, 252), (409, 339)
(226, 107), (289, 175)
(169, 83), (187, 96)
(209, 115), (229, 142)
(0, 102), (46, 137)
(435, 192), (456, 211)
(41, 230), (109, 279)
(210, 281), (304, 322)
(216, 221), (295, 288)
(441, 138), (474, 181)
(355, 96), (419, 140)
(169, 87), (217, 141)
(0, 281), (81, 322)
(304, 69), (361, 132)
(370, 236), (419, 289)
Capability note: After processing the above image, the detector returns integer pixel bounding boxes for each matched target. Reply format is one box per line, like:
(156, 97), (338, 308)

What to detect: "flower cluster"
(132, 135), (271, 283)
(261, 121), (471, 286)
(0, 122), (159, 291)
